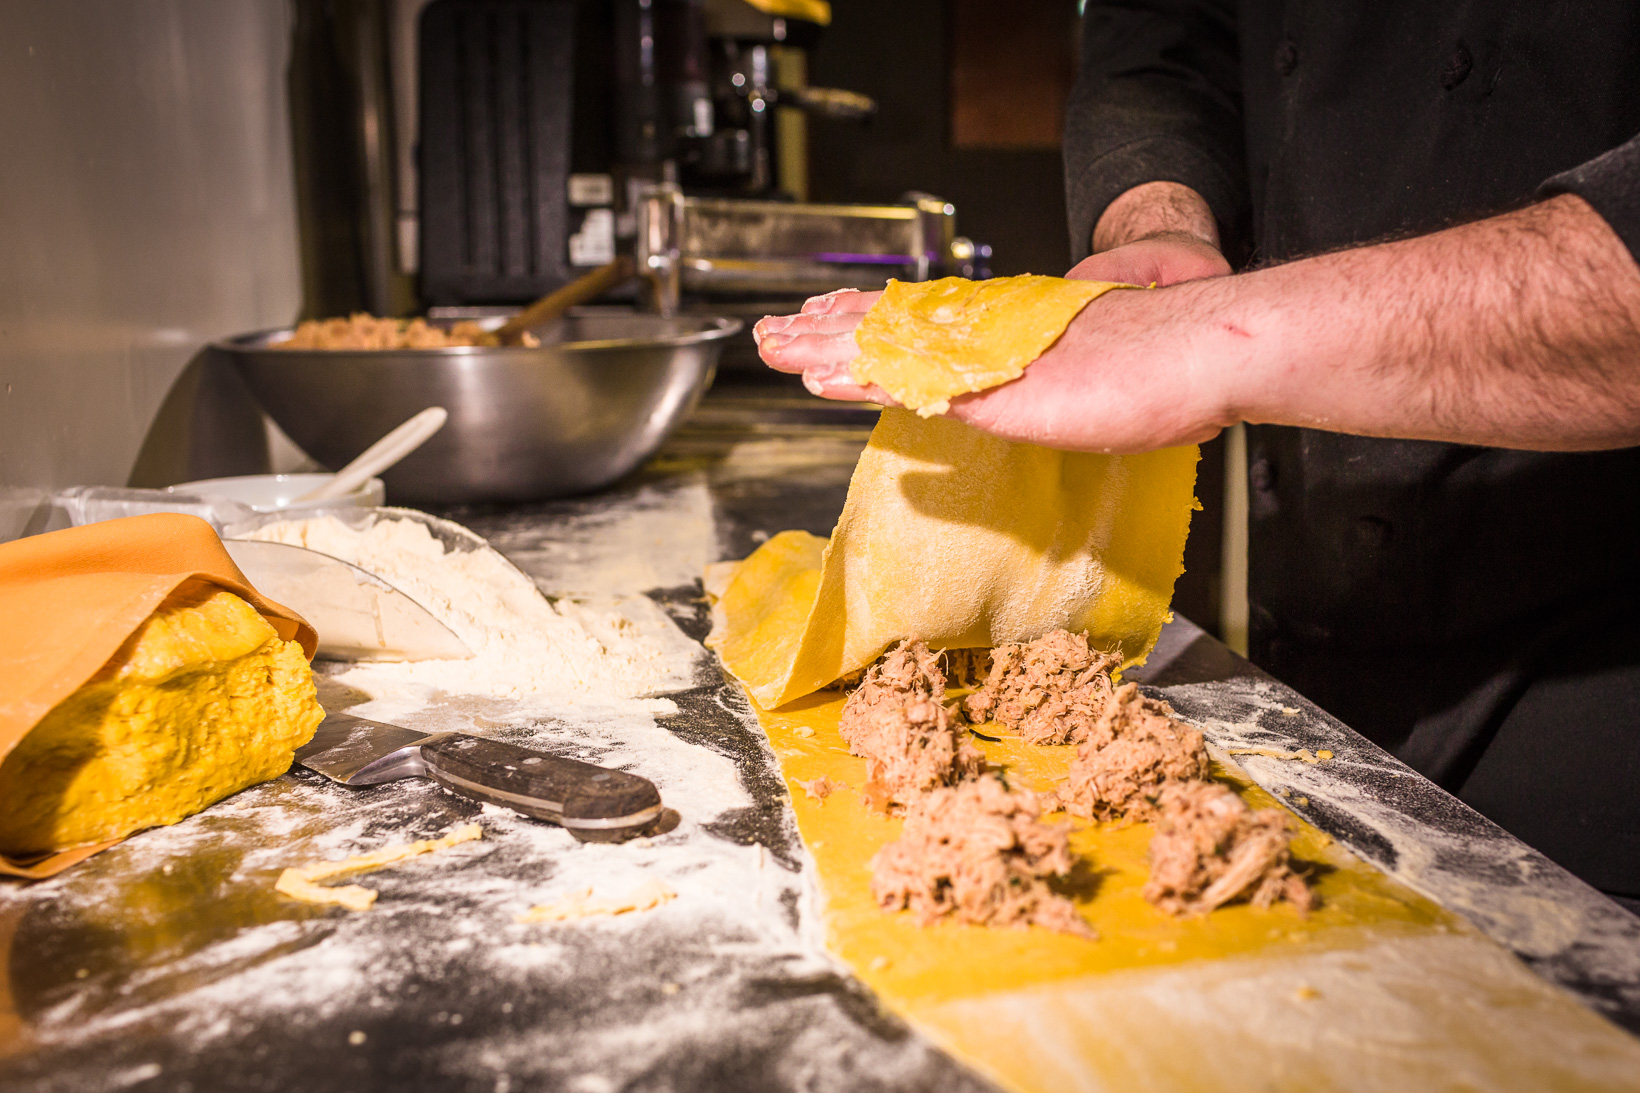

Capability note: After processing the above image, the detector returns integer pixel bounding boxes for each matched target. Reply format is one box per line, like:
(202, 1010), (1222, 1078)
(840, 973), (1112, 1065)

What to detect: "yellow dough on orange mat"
(849, 275), (1132, 416)
(0, 585), (322, 858)
(0, 513), (321, 875)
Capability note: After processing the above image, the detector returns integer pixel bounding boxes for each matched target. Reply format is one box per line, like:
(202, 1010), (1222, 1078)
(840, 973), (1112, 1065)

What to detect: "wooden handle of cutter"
(494, 256), (636, 345)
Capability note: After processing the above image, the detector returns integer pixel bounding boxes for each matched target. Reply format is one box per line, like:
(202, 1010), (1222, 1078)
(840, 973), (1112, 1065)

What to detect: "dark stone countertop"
(2, 389), (1636, 1092)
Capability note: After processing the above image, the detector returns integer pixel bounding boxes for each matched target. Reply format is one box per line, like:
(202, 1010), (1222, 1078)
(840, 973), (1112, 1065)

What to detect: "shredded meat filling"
(962, 629), (1121, 744)
(274, 313), (538, 350)
(939, 647), (992, 691)
(849, 698), (984, 812)
(839, 640), (981, 812)
(1054, 682), (1210, 822)
(870, 774), (1093, 936)
(841, 639), (946, 729)
(798, 775), (842, 803)
(1144, 781), (1315, 916)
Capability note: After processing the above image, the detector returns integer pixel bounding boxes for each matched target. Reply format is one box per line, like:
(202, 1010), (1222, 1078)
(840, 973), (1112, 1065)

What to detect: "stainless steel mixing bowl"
(215, 311), (740, 504)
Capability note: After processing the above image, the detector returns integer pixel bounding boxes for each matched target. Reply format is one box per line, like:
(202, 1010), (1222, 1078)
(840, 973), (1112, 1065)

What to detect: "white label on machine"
(568, 174), (615, 207)
(569, 208), (616, 266)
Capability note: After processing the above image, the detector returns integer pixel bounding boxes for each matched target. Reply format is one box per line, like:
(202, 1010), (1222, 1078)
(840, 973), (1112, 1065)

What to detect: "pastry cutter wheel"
(293, 708), (664, 842)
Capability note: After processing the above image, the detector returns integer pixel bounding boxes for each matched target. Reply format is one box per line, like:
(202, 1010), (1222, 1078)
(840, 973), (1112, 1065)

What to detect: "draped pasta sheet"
(712, 409), (1200, 709)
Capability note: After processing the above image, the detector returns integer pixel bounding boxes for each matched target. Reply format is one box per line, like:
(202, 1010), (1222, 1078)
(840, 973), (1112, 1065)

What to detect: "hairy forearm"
(1206, 194), (1640, 450)
(1093, 181), (1221, 252)
(759, 194), (1640, 456)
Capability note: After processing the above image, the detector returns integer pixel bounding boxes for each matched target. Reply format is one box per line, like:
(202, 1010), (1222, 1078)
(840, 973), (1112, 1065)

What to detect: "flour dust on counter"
(0, 680), (984, 1093)
(0, 487), (998, 1093)
(1136, 622), (1640, 1032)
(474, 475), (718, 600)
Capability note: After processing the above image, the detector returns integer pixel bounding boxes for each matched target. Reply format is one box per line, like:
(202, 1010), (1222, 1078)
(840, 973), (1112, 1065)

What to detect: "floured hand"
(754, 287), (885, 403)
(755, 279), (1234, 453)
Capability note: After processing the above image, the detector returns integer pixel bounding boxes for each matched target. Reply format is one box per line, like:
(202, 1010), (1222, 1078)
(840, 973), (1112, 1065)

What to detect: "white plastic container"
(169, 473), (385, 514)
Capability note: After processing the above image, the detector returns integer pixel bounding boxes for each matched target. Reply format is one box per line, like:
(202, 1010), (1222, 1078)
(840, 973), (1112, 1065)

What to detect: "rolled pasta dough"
(712, 409), (1198, 709)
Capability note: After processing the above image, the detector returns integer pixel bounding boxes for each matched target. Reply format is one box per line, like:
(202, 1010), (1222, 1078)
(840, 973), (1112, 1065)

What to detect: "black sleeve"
(1538, 132), (1640, 266)
(1063, 0), (1247, 265)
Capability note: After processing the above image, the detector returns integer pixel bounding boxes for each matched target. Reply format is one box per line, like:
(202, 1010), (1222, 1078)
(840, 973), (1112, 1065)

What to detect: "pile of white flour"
(244, 514), (695, 713)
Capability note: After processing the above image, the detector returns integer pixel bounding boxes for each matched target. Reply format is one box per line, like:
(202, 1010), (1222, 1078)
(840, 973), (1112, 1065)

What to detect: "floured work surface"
(0, 434), (1001, 1093)
(751, 679), (1640, 1092)
(4, 399), (1639, 1093)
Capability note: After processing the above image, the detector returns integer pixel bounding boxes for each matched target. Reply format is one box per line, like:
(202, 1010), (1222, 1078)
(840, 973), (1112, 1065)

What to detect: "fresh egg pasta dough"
(711, 409), (1199, 709)
(0, 585), (322, 857)
(716, 274), (1195, 709)
(849, 275), (1132, 416)
(0, 513), (319, 876)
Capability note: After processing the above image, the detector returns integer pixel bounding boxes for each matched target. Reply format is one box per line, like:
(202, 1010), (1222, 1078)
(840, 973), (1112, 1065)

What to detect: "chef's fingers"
(752, 314), (793, 345)
(802, 367), (894, 406)
(754, 309), (863, 345)
(758, 329), (860, 374)
(800, 288), (880, 315)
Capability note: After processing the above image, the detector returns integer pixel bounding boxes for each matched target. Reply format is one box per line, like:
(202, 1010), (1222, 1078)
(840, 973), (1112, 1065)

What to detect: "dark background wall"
(805, 0), (1225, 635)
(804, 0), (1079, 279)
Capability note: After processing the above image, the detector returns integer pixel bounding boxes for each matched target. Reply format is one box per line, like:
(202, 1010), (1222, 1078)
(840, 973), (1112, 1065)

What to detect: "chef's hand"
(1073, 181), (1230, 286)
(754, 280), (1228, 452)
(755, 181), (1229, 405)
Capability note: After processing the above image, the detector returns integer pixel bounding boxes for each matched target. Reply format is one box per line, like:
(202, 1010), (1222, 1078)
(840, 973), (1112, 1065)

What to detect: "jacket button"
(1441, 43), (1472, 89)
(1274, 40), (1298, 76)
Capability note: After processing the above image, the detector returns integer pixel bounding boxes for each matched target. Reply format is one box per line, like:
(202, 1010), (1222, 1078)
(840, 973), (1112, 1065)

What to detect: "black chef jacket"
(1065, 2), (1640, 898)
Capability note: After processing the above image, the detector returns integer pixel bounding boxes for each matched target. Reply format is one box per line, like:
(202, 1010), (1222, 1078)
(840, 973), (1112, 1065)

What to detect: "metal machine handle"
(420, 734), (663, 843)
(784, 86), (876, 122)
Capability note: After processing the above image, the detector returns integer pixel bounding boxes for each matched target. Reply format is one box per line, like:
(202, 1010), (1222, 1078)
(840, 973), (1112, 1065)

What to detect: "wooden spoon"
(493, 256), (637, 346)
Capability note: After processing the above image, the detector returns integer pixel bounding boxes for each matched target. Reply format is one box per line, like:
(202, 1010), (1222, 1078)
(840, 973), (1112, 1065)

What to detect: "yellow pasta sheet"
(711, 409), (1199, 709)
(749, 692), (1640, 1093)
(851, 276), (1130, 416)
(709, 270), (1640, 1090)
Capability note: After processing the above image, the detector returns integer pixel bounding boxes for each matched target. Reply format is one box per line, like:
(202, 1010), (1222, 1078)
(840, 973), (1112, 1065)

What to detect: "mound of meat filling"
(840, 641), (982, 811)
(851, 698), (985, 812)
(841, 639), (947, 725)
(273, 313), (536, 349)
(870, 773), (1093, 936)
(1054, 682), (1210, 822)
(962, 629), (1121, 744)
(1143, 781), (1315, 916)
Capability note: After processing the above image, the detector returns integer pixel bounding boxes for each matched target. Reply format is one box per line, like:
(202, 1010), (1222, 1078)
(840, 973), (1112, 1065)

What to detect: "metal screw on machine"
(296, 711), (664, 842)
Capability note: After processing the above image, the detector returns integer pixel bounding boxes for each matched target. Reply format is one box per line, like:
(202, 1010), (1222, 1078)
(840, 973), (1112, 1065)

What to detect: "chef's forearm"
(1207, 194), (1640, 451)
(761, 195), (1640, 456)
(1092, 181), (1222, 253)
